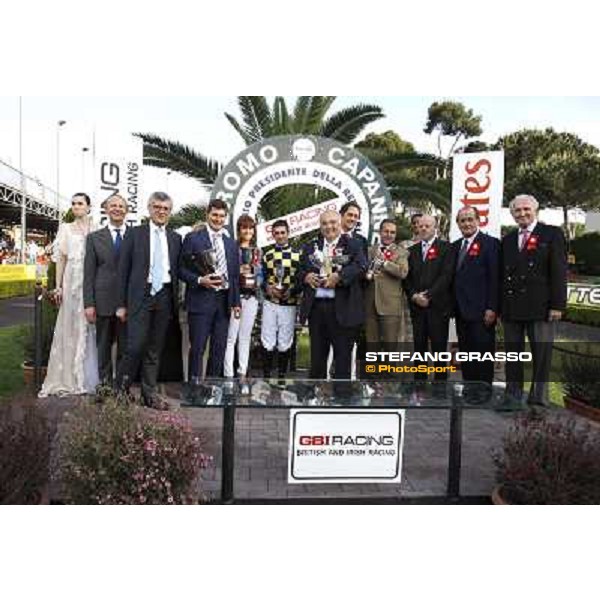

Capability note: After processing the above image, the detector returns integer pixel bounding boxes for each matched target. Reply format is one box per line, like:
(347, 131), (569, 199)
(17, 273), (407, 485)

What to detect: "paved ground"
(0, 295), (33, 327)
(179, 404), (517, 503)
(41, 384), (595, 504)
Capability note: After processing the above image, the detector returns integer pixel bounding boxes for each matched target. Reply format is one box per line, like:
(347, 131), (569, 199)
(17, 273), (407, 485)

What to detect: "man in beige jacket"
(364, 219), (410, 345)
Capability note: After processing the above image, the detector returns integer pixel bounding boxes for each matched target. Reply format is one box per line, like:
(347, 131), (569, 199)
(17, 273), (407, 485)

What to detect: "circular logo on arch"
(210, 135), (393, 244)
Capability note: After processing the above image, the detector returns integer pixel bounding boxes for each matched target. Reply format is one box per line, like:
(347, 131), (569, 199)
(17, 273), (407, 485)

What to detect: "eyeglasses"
(151, 206), (171, 213)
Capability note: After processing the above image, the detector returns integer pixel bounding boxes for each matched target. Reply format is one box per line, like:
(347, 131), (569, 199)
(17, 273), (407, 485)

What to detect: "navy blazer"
(453, 231), (500, 321)
(117, 223), (181, 317)
(179, 227), (241, 314)
(297, 234), (367, 328)
(500, 222), (567, 321)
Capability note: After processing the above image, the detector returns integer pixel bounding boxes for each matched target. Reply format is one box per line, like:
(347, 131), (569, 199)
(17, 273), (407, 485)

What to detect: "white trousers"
(224, 295), (259, 377)
(261, 300), (296, 352)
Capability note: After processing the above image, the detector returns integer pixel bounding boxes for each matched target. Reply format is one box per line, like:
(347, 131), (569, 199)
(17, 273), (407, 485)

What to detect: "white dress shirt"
(518, 220), (538, 250)
(461, 230), (479, 253)
(107, 223), (126, 243)
(148, 221), (171, 284)
(421, 236), (437, 260)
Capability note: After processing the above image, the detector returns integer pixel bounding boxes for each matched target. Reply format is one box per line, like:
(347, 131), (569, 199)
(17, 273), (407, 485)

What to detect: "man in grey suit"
(116, 192), (182, 409)
(84, 194), (129, 387)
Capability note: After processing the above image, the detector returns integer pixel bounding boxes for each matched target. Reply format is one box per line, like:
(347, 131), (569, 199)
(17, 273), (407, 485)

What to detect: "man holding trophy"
(260, 219), (301, 379)
(298, 210), (367, 380)
(179, 199), (241, 383)
(364, 218), (410, 346)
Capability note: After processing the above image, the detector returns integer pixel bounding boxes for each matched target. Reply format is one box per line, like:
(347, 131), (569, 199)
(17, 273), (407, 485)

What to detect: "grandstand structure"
(0, 159), (66, 232)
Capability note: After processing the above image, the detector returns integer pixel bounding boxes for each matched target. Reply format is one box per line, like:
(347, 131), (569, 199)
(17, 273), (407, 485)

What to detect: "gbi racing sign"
(288, 409), (405, 484)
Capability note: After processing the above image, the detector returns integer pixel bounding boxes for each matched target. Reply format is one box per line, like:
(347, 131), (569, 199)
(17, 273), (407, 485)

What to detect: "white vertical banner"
(450, 150), (504, 242)
(93, 134), (143, 227)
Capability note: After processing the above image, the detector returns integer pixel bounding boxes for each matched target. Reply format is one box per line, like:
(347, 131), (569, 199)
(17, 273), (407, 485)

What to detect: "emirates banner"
(93, 134), (143, 227)
(450, 150), (504, 242)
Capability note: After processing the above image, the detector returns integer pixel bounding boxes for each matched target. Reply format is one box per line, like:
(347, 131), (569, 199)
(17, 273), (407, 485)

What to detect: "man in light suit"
(364, 218), (409, 345)
(500, 194), (567, 407)
(452, 206), (500, 395)
(83, 194), (129, 387)
(179, 198), (241, 382)
(116, 192), (182, 409)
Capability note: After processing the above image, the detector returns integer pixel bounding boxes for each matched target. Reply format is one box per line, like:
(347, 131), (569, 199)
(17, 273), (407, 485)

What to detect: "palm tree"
(136, 96), (384, 184)
(169, 203), (206, 229)
(135, 96), (387, 220)
(356, 145), (450, 222)
(135, 96), (449, 225)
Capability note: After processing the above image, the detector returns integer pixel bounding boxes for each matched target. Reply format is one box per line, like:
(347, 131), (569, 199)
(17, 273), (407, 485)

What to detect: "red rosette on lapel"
(526, 234), (539, 253)
(426, 245), (439, 261)
(468, 241), (480, 257)
(382, 248), (394, 261)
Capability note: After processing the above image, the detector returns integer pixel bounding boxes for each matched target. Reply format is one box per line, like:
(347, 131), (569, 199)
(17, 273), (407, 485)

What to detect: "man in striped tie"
(179, 199), (241, 384)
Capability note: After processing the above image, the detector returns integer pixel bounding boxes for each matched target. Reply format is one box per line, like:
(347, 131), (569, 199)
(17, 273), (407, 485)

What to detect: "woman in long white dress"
(39, 193), (99, 397)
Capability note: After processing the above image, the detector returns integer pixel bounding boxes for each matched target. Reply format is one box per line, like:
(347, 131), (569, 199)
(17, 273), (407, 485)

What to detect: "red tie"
(520, 229), (530, 251)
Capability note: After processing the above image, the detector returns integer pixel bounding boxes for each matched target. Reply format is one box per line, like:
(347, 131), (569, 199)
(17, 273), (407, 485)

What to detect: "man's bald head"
(320, 210), (341, 241)
(418, 214), (437, 242)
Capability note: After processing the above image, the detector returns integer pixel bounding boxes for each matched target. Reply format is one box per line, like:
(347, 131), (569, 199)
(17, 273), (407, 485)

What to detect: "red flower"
(426, 245), (438, 261)
(526, 234), (539, 252)
(383, 248), (394, 261)
(468, 242), (480, 257)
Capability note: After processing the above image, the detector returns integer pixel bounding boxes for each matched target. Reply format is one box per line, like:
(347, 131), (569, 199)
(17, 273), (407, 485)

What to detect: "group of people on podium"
(40, 190), (566, 409)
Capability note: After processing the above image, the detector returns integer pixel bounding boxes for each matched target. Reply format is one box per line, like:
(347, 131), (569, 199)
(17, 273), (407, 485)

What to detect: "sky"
(1, 96), (599, 219)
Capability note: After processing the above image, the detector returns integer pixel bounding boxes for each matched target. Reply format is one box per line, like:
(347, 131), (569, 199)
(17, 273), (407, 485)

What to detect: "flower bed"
(58, 399), (211, 504)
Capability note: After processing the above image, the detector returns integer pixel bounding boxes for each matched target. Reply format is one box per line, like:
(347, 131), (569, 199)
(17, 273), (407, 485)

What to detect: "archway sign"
(210, 135), (393, 246)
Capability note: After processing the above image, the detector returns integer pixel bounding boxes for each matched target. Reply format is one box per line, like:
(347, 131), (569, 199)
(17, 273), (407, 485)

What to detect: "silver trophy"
(331, 248), (350, 272)
(366, 249), (385, 280)
(274, 263), (285, 290)
(240, 247), (257, 289)
(309, 245), (332, 286)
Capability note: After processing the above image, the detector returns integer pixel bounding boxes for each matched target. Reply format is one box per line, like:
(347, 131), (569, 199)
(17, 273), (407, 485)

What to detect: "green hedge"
(570, 232), (600, 275)
(0, 280), (36, 300)
(565, 305), (600, 327)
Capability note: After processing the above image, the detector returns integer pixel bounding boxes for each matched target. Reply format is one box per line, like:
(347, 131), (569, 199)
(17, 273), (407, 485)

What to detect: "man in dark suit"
(452, 206), (500, 393)
(83, 194), (129, 387)
(179, 198), (241, 382)
(501, 194), (567, 407)
(298, 210), (367, 379)
(340, 200), (369, 257)
(403, 214), (454, 380)
(339, 200), (369, 378)
(116, 192), (181, 408)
